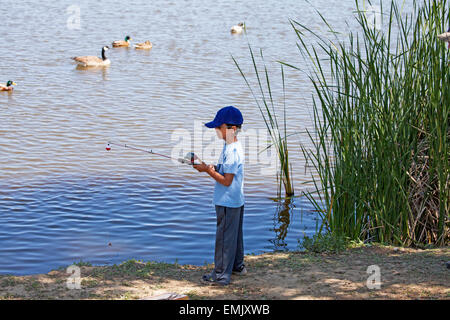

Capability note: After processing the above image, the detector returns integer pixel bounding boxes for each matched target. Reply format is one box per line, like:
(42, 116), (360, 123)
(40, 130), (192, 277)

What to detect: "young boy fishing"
(193, 105), (246, 286)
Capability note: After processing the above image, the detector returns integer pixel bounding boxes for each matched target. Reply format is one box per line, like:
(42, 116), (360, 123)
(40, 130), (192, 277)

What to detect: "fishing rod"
(106, 141), (203, 165)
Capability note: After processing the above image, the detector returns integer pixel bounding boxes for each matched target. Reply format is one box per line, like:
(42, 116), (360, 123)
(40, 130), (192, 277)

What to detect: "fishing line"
(106, 141), (202, 165)
(104, 141), (203, 250)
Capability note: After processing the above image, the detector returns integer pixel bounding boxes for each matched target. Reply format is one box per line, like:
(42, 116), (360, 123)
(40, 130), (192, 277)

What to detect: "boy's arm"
(193, 163), (234, 187)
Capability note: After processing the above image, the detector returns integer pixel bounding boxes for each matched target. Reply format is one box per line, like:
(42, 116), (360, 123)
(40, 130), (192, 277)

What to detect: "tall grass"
(292, 0), (449, 246)
(233, 49), (295, 198)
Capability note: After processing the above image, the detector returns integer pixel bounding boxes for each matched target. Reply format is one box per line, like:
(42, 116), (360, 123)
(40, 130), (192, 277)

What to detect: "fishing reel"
(178, 152), (202, 166)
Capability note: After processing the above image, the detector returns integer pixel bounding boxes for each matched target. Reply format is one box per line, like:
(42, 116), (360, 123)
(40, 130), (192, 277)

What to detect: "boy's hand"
(193, 162), (214, 173)
(193, 162), (233, 186)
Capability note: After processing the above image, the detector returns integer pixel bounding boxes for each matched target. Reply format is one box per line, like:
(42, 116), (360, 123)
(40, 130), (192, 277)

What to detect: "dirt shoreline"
(1, 244), (448, 300)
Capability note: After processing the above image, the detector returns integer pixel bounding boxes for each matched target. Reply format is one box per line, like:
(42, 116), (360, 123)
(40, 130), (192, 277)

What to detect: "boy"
(193, 105), (246, 286)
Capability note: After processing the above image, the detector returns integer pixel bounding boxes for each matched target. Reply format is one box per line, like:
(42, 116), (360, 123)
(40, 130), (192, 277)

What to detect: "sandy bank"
(1, 245), (448, 300)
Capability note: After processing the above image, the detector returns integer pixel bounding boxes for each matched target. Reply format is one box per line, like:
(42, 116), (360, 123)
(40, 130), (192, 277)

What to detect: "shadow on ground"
(0, 245), (449, 300)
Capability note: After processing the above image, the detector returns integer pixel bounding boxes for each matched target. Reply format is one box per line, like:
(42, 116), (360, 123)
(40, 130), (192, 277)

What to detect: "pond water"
(0, 0), (401, 275)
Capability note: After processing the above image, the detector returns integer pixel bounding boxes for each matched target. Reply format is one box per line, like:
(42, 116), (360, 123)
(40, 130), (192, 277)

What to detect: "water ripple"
(0, 0), (372, 275)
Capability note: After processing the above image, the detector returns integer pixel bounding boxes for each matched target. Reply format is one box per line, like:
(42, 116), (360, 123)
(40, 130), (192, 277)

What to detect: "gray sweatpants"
(209, 205), (244, 285)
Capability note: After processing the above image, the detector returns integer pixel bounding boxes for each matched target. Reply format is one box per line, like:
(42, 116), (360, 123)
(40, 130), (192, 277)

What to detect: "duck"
(134, 40), (153, 50)
(112, 36), (132, 47)
(0, 81), (17, 92)
(72, 46), (111, 67)
(437, 28), (450, 49)
(231, 22), (245, 34)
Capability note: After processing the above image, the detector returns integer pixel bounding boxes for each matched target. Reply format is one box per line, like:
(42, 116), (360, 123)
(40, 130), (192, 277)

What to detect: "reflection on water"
(75, 65), (110, 81)
(271, 198), (295, 251)
(269, 197), (320, 251)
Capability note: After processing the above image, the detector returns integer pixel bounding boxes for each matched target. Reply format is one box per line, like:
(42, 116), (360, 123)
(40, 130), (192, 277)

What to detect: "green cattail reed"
(291, 0), (448, 246)
(233, 48), (295, 198)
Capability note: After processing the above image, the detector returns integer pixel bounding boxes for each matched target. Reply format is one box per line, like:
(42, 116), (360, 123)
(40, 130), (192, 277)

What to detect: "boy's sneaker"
(201, 274), (228, 286)
(232, 266), (247, 275)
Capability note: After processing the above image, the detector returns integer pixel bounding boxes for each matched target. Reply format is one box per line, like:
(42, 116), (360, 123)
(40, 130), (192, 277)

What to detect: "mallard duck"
(134, 40), (153, 50)
(0, 81), (17, 92)
(72, 46), (111, 67)
(231, 22), (245, 34)
(438, 28), (450, 49)
(112, 36), (132, 47)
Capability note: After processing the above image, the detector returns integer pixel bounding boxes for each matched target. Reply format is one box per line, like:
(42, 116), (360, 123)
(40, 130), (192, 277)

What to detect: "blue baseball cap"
(205, 106), (243, 128)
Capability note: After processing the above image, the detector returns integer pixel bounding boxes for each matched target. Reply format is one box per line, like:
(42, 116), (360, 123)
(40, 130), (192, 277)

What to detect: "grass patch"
(81, 278), (99, 288)
(299, 233), (351, 254)
(25, 280), (43, 292)
(0, 276), (21, 287)
(73, 260), (92, 267)
(89, 259), (180, 280)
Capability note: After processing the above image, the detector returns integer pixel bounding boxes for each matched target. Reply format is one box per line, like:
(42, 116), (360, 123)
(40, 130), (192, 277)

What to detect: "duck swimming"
(134, 40), (153, 50)
(231, 22), (245, 34)
(112, 36), (132, 47)
(72, 46), (111, 67)
(0, 81), (17, 92)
